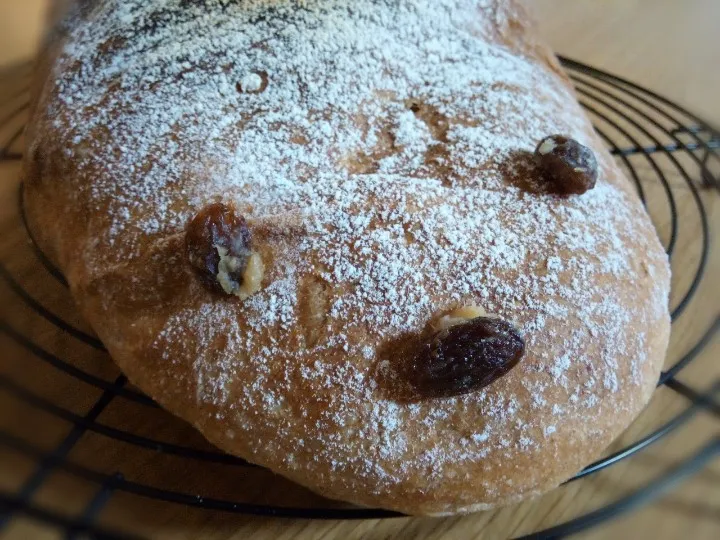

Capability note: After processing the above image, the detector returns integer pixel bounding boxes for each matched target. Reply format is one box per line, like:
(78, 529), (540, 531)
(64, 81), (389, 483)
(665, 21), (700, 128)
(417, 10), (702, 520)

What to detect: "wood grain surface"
(0, 1), (718, 539)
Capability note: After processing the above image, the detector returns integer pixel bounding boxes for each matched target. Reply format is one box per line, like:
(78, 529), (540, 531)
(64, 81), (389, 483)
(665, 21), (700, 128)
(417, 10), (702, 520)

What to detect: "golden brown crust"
(23, 0), (670, 514)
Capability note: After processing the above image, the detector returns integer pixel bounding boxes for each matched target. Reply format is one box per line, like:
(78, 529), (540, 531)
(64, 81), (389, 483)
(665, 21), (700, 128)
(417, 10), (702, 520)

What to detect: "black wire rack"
(0, 57), (719, 539)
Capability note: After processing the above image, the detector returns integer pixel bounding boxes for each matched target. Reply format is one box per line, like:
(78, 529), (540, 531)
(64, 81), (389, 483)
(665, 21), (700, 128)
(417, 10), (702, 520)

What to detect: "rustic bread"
(23, 0), (670, 515)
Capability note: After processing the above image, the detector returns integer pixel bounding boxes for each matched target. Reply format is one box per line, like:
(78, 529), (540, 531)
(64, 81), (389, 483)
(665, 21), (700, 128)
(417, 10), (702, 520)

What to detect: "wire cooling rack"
(0, 57), (718, 539)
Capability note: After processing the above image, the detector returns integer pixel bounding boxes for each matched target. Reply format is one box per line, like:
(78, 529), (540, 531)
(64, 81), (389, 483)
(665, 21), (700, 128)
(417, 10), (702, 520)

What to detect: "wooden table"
(1, 1), (718, 539)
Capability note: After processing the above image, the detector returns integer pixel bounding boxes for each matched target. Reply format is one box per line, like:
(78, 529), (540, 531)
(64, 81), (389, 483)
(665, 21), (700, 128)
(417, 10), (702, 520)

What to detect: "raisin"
(411, 317), (525, 399)
(535, 135), (598, 195)
(185, 203), (252, 295)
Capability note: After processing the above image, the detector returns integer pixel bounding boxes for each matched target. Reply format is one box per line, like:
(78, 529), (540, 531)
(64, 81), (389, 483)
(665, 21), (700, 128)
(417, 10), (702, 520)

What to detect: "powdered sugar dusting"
(38, 0), (670, 506)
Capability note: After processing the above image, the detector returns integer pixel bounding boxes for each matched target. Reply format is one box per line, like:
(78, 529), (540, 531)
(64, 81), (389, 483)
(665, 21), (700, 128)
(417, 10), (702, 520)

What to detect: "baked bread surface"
(23, 0), (671, 514)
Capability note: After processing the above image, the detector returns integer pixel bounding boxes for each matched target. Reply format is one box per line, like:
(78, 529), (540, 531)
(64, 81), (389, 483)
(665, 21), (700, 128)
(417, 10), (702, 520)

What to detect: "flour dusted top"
(34, 0), (671, 511)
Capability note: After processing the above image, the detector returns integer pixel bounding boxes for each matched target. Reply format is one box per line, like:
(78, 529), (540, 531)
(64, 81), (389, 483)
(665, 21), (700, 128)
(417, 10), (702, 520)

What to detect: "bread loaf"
(23, 0), (670, 514)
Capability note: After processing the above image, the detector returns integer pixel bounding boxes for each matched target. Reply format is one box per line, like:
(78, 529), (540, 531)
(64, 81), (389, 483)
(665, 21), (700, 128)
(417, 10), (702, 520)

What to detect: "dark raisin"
(535, 135), (598, 195)
(411, 317), (525, 399)
(185, 203), (251, 295)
